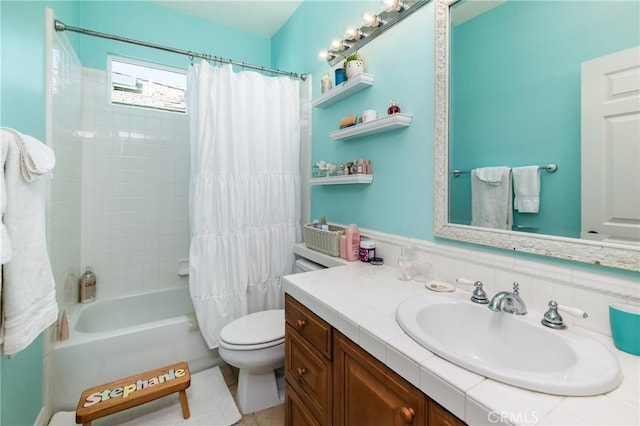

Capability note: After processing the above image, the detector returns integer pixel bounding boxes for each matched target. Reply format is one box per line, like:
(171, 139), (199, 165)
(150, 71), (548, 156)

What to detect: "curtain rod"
(54, 20), (307, 81)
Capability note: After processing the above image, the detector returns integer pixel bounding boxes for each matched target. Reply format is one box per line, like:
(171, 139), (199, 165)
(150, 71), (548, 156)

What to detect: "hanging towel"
(512, 166), (541, 213)
(471, 166), (513, 230)
(1, 136), (11, 265)
(0, 128), (58, 356)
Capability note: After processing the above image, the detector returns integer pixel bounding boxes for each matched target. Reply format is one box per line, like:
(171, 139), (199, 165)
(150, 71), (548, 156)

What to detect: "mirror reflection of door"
(581, 46), (640, 244)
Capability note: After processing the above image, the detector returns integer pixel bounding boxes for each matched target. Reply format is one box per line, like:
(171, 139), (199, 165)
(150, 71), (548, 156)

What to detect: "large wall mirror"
(433, 0), (640, 271)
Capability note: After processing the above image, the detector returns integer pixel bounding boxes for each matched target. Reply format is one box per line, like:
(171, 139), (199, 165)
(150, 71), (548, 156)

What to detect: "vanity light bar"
(452, 163), (558, 178)
(320, 0), (429, 66)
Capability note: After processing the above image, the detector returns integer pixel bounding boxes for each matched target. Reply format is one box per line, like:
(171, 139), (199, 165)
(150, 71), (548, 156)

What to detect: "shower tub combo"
(51, 286), (220, 411)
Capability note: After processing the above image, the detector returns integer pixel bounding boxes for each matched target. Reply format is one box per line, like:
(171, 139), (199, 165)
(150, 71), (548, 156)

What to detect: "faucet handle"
(471, 281), (489, 304)
(541, 300), (588, 329)
(558, 303), (588, 319)
(455, 278), (489, 304)
(512, 281), (520, 294)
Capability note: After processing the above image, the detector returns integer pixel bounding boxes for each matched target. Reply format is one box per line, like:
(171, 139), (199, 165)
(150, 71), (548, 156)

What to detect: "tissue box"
(609, 303), (640, 355)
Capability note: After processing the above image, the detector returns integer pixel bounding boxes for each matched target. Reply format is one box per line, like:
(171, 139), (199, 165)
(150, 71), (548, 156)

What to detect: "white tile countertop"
(283, 261), (640, 426)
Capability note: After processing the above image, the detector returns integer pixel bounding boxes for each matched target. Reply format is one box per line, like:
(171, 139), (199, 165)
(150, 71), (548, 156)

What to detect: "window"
(109, 56), (187, 113)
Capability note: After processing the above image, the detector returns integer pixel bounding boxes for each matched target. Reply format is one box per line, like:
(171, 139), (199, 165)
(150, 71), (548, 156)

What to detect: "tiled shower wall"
(79, 68), (190, 300)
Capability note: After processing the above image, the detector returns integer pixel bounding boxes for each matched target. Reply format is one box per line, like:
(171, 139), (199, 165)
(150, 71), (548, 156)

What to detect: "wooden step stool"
(76, 362), (191, 426)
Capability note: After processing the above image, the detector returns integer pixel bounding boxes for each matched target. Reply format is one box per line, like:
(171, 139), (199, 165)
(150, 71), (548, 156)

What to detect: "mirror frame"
(432, 0), (639, 272)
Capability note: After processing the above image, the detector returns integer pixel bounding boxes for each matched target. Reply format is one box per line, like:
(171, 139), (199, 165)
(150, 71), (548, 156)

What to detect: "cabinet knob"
(296, 319), (306, 329)
(296, 367), (306, 377)
(400, 406), (415, 423)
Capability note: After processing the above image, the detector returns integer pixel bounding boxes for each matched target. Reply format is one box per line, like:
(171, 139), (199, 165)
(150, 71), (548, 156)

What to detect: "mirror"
(433, 0), (640, 271)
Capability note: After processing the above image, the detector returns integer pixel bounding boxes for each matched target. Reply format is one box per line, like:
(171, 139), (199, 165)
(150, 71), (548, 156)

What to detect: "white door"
(581, 46), (640, 244)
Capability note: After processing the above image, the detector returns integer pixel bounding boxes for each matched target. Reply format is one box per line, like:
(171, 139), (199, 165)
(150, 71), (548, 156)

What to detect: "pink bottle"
(345, 224), (360, 262)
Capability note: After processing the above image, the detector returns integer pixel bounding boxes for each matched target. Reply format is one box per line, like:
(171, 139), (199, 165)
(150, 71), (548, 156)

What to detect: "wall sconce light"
(344, 26), (367, 41)
(382, 0), (408, 12)
(361, 11), (387, 28)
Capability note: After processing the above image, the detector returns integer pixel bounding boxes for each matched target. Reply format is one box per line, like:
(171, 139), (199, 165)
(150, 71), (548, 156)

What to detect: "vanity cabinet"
(285, 294), (466, 426)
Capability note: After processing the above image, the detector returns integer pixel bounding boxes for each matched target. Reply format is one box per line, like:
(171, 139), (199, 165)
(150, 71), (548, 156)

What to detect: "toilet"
(218, 309), (286, 414)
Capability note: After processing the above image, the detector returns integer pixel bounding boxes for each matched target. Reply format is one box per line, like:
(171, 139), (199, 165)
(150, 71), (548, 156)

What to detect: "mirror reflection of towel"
(471, 166), (512, 230)
(512, 166), (541, 213)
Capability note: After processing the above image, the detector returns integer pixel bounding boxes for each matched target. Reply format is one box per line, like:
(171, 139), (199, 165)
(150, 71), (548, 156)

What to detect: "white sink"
(396, 292), (622, 396)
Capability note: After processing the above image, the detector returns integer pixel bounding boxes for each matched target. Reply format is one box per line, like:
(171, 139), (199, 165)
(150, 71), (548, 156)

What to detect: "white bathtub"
(51, 286), (220, 411)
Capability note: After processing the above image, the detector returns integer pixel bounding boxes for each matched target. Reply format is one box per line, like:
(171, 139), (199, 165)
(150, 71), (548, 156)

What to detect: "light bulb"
(361, 11), (386, 27)
(382, 0), (407, 12)
(344, 26), (366, 40)
(330, 39), (351, 51)
(317, 50), (335, 61)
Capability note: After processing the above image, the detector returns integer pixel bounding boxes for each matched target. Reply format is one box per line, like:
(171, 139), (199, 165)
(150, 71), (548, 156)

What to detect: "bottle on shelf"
(387, 100), (401, 115)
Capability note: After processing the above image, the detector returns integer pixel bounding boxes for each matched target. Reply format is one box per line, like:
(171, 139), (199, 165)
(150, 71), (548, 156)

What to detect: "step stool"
(75, 362), (191, 426)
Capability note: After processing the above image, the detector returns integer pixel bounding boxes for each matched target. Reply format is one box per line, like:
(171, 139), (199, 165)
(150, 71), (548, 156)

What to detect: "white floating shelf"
(311, 73), (375, 108)
(310, 174), (373, 185)
(329, 113), (413, 141)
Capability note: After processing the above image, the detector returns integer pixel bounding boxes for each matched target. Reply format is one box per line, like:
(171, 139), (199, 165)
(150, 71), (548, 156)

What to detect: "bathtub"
(51, 286), (221, 411)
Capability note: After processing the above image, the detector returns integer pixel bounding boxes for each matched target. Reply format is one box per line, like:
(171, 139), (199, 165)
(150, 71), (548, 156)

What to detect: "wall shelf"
(311, 73), (375, 109)
(310, 174), (373, 185)
(329, 113), (413, 141)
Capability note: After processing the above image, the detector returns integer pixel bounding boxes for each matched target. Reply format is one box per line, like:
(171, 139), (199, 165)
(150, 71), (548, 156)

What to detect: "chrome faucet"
(488, 282), (527, 315)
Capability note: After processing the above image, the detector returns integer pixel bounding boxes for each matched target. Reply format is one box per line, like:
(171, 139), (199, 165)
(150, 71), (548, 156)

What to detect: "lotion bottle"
(59, 310), (69, 341)
(345, 224), (360, 262)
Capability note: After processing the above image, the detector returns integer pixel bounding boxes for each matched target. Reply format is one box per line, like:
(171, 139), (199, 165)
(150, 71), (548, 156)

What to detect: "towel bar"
(452, 163), (557, 178)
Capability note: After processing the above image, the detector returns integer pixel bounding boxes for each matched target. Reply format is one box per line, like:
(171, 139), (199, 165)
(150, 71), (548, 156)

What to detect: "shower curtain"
(188, 62), (301, 348)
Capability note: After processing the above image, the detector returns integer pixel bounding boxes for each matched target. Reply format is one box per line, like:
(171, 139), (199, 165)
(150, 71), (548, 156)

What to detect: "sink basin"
(396, 292), (622, 396)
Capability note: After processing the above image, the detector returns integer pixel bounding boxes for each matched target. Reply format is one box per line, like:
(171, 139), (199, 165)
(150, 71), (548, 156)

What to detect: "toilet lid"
(219, 309), (285, 346)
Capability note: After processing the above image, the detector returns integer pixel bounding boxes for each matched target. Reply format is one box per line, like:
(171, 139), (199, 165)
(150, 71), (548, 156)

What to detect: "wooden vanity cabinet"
(285, 294), (465, 426)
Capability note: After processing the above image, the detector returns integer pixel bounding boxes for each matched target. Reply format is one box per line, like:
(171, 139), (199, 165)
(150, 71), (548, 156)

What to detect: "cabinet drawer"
(285, 294), (332, 359)
(285, 382), (322, 426)
(285, 323), (332, 424)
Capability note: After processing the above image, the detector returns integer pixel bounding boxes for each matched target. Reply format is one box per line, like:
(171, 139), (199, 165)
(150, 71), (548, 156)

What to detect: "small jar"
(359, 240), (376, 262)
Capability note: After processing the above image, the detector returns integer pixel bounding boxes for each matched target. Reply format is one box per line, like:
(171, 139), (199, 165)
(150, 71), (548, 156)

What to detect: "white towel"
(512, 166), (541, 213)
(471, 166), (513, 230)
(1, 136), (12, 264)
(1, 128), (58, 356)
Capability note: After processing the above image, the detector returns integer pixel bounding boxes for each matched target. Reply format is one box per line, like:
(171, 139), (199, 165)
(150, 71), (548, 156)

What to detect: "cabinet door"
(428, 399), (465, 426)
(334, 331), (426, 426)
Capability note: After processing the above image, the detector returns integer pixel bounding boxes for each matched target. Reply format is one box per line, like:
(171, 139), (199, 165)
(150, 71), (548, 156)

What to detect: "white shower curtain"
(188, 62), (301, 348)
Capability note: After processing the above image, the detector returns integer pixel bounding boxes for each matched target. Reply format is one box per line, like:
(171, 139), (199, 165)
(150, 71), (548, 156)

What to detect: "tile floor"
(220, 364), (285, 426)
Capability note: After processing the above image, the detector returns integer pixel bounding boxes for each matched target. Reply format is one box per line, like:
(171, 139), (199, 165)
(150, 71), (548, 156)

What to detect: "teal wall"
(448, 0), (640, 236)
(0, 1), (268, 424)
(75, 1), (270, 72)
(273, 1), (434, 240)
(1, 0), (638, 424)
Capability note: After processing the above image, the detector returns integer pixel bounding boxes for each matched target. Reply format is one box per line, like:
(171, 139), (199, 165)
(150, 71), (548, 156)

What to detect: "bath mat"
(49, 366), (241, 426)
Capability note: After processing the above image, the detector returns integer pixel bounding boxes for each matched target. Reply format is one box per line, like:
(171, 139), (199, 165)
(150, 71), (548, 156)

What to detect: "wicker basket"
(302, 224), (344, 257)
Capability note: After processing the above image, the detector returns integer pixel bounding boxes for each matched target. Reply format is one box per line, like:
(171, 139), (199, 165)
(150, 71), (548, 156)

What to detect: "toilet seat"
(219, 309), (285, 351)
